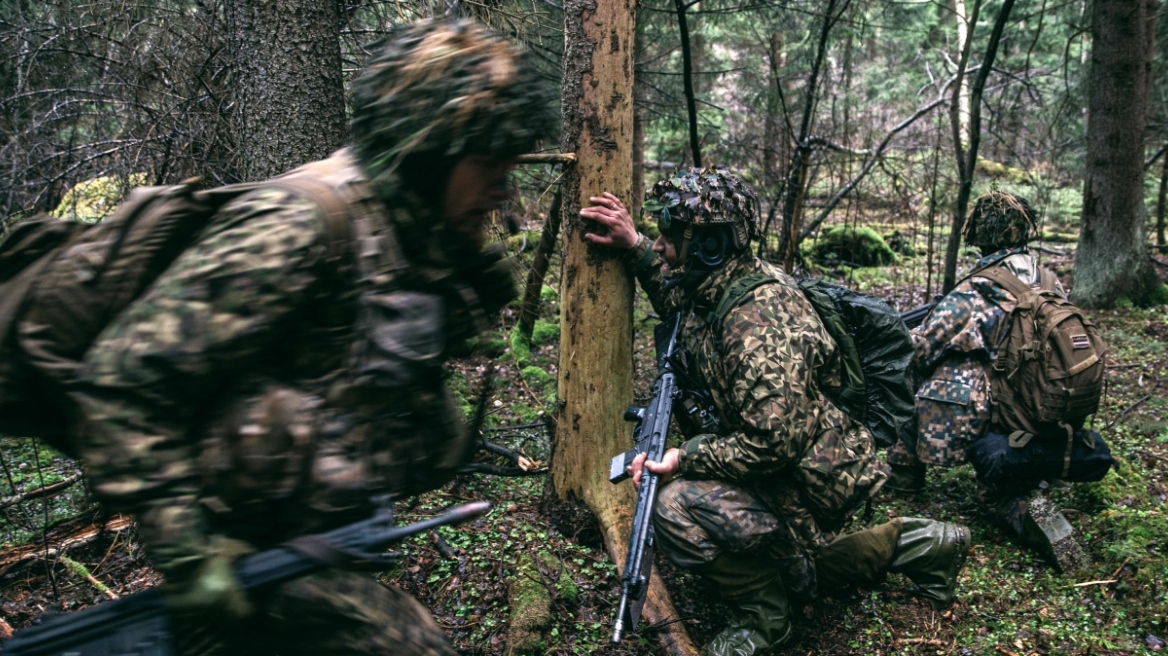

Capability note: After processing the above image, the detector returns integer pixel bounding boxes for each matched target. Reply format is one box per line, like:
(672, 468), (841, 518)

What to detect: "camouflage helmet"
(641, 165), (759, 251)
(350, 18), (556, 183)
(962, 191), (1038, 252)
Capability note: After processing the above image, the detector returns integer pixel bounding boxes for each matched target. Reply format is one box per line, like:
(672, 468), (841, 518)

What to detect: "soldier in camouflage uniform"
(582, 168), (971, 656)
(886, 191), (1086, 572)
(67, 19), (554, 656)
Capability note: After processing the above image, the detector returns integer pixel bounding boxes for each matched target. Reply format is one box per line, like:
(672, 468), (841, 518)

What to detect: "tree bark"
(229, 0), (346, 181)
(1157, 145), (1168, 251)
(555, 0), (695, 651)
(1073, 0), (1160, 307)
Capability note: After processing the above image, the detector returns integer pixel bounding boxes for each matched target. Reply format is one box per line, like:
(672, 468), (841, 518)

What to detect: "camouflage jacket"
(626, 236), (887, 548)
(70, 149), (490, 578)
(905, 246), (1063, 465)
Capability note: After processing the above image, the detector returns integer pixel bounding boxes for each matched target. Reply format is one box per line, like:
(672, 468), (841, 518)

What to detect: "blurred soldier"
(886, 191), (1087, 572)
(68, 18), (554, 656)
(583, 168), (971, 656)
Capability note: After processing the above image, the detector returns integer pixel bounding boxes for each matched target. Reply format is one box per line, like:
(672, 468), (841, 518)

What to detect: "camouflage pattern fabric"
(174, 570), (454, 656)
(71, 150), (493, 654)
(889, 247), (1062, 469)
(627, 244), (888, 595)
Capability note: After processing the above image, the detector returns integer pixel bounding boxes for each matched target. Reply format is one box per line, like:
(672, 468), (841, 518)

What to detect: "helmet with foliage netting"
(641, 166), (759, 252)
(962, 191), (1038, 252)
(350, 18), (556, 183)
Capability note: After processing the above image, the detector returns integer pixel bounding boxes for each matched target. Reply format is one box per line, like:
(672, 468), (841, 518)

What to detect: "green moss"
(509, 325), (533, 366)
(1147, 283), (1168, 307)
(507, 553), (551, 655)
(530, 320), (559, 346)
(53, 173), (147, 223)
(810, 225), (898, 267)
(539, 284), (557, 300)
(520, 366), (553, 387)
(1115, 297), (1135, 309)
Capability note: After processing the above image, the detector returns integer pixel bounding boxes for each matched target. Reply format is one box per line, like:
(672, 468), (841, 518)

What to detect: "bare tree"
(553, 0), (695, 651)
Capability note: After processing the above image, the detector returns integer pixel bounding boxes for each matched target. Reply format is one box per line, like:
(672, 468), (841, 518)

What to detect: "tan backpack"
(0, 170), (353, 455)
(980, 265), (1106, 442)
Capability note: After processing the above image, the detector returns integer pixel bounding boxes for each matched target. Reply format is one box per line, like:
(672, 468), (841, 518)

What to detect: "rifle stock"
(608, 313), (681, 643)
(901, 301), (938, 330)
(3, 501), (491, 656)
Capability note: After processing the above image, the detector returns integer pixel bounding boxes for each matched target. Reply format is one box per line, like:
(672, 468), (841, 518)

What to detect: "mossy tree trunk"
(554, 0), (695, 653)
(228, 0), (346, 181)
(1072, 0), (1160, 307)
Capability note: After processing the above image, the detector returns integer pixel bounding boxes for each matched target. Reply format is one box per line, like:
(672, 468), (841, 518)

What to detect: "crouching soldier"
(583, 167), (971, 656)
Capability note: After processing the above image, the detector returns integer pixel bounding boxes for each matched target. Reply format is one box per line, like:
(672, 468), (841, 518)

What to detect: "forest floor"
(2, 241), (1168, 655)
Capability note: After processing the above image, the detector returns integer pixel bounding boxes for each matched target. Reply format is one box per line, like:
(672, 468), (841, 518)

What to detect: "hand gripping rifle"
(607, 312), (682, 643)
(3, 501), (491, 656)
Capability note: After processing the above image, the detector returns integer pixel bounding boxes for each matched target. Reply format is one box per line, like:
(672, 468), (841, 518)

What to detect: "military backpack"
(707, 274), (916, 447)
(0, 173), (353, 456)
(977, 265), (1105, 443)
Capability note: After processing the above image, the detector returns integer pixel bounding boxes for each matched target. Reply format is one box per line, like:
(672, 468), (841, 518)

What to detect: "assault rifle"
(4, 501), (491, 656)
(901, 301), (938, 330)
(607, 312), (682, 643)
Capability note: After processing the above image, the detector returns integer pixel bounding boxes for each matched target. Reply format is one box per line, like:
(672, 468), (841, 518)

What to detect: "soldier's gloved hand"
(467, 243), (518, 317)
(164, 535), (255, 622)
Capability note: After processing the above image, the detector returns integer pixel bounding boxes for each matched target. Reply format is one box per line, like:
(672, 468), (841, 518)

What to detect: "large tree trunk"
(229, 0), (346, 181)
(555, 0), (695, 652)
(1073, 0), (1160, 307)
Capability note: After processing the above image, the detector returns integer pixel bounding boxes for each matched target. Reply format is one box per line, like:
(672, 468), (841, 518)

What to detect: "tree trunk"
(675, 0), (702, 167)
(229, 0), (346, 181)
(1157, 145), (1168, 251)
(1073, 0), (1160, 307)
(555, 0), (695, 651)
(517, 187), (563, 342)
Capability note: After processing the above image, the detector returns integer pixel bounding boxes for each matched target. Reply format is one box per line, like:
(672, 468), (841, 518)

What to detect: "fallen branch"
(896, 637), (948, 647)
(516, 152), (577, 164)
(0, 513), (134, 576)
(0, 473), (84, 510)
(1109, 556), (1132, 580)
(1103, 394), (1151, 432)
(994, 646), (1023, 656)
(1069, 579), (1118, 588)
(58, 554), (119, 599)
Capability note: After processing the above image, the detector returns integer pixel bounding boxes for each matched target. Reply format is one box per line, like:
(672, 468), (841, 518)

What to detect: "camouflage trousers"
(653, 478), (836, 598)
(175, 569), (453, 656)
(654, 478), (908, 600)
(888, 362), (991, 469)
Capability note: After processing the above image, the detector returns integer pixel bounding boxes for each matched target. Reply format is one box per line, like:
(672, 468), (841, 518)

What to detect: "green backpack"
(0, 174), (352, 456)
(707, 274), (915, 447)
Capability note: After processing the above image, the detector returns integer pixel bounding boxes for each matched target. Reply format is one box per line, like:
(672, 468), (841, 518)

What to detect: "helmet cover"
(641, 165), (759, 251)
(962, 191), (1038, 252)
(350, 18), (556, 183)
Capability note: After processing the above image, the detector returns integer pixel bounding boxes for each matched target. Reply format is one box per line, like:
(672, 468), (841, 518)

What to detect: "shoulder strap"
(977, 265), (1033, 300)
(705, 273), (778, 341)
(265, 176), (353, 266)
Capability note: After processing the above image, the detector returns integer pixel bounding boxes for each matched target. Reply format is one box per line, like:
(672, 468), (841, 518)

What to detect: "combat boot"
(887, 518), (971, 609)
(696, 553), (792, 656)
(1020, 496), (1090, 574)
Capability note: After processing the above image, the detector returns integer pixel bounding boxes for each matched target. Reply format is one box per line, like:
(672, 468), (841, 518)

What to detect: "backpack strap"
(266, 176), (354, 266)
(976, 265), (1033, 300)
(705, 273), (778, 343)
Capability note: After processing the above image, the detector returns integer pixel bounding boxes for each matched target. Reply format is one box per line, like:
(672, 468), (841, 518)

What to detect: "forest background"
(1, 0), (1168, 654)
